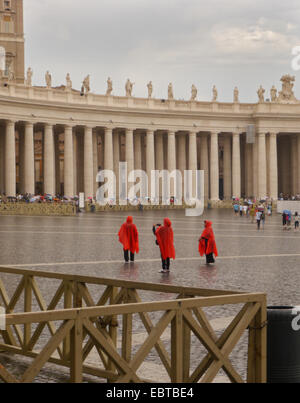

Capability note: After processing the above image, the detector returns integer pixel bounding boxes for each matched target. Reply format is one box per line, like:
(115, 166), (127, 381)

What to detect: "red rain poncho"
(155, 218), (176, 260)
(118, 216), (139, 254)
(198, 221), (218, 257)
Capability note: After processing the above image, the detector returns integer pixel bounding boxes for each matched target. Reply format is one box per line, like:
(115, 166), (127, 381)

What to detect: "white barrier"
(277, 201), (300, 214)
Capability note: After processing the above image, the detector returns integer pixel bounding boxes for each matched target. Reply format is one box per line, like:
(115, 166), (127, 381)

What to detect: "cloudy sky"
(24, 0), (300, 102)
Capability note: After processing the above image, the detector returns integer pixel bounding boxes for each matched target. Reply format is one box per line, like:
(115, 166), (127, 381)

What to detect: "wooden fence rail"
(0, 266), (267, 383)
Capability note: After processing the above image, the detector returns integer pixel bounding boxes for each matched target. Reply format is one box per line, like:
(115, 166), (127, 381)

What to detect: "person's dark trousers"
(124, 250), (135, 262)
(257, 220), (261, 230)
(161, 257), (170, 271)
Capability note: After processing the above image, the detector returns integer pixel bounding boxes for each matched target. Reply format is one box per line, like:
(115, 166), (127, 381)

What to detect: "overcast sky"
(24, 0), (300, 102)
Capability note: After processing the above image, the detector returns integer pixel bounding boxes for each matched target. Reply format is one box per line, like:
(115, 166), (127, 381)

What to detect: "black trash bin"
(267, 306), (300, 383)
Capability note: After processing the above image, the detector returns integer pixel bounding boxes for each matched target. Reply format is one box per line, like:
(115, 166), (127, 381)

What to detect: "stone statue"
(234, 87), (239, 103)
(66, 73), (72, 90)
(277, 75), (298, 103)
(82, 75), (90, 94)
(270, 86), (277, 102)
(125, 79), (134, 97)
(106, 77), (113, 95)
(257, 85), (265, 103)
(191, 84), (197, 101)
(45, 71), (52, 88)
(168, 83), (174, 100)
(147, 81), (153, 98)
(26, 67), (33, 86)
(212, 85), (218, 102)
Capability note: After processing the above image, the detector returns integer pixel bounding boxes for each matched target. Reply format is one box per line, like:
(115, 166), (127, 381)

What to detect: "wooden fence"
(0, 267), (267, 383)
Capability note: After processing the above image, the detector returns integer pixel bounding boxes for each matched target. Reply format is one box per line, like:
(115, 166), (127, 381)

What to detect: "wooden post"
(122, 289), (132, 363)
(70, 316), (83, 383)
(107, 286), (118, 375)
(63, 281), (73, 360)
(171, 308), (183, 383)
(23, 276), (32, 351)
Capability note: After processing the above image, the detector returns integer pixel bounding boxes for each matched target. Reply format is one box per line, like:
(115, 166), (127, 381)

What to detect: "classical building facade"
(0, 0), (299, 201)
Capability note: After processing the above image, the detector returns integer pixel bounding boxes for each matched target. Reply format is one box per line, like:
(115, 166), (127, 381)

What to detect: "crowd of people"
(278, 193), (300, 201)
(232, 198), (273, 230)
(0, 193), (78, 204)
(118, 216), (218, 273)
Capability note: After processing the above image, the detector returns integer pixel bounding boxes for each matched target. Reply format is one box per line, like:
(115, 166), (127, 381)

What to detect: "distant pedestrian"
(154, 218), (175, 273)
(256, 210), (262, 230)
(261, 211), (265, 230)
(233, 203), (239, 215)
(199, 220), (218, 265)
(282, 212), (287, 230)
(239, 205), (243, 217)
(250, 205), (256, 223)
(118, 216), (139, 263)
(295, 212), (299, 231)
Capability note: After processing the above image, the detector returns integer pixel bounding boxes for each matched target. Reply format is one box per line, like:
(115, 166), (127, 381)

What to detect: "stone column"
(297, 135), (300, 195)
(258, 132), (267, 199)
(24, 122), (35, 195)
(134, 132), (142, 171)
(189, 131), (197, 198)
(253, 136), (258, 198)
(200, 134), (209, 202)
(126, 128), (134, 176)
(44, 124), (55, 195)
(104, 128), (114, 171)
(291, 135), (298, 196)
(232, 131), (241, 199)
(93, 131), (98, 197)
(168, 131), (176, 196)
(84, 126), (94, 199)
(210, 131), (219, 201)
(178, 134), (186, 197)
(5, 120), (16, 197)
(64, 125), (74, 197)
(146, 129), (155, 197)
(0, 127), (5, 193)
(55, 134), (61, 195)
(113, 131), (120, 200)
(269, 132), (278, 200)
(223, 135), (232, 200)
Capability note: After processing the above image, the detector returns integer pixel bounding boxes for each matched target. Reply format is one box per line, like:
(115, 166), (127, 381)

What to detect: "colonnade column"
(223, 135), (232, 200)
(258, 132), (267, 200)
(113, 131), (120, 200)
(200, 134), (209, 202)
(146, 129), (155, 197)
(64, 125), (74, 197)
(44, 124), (55, 195)
(189, 131), (197, 198)
(297, 135), (300, 195)
(126, 128), (134, 175)
(84, 126), (94, 199)
(104, 128), (113, 171)
(269, 132), (278, 200)
(168, 131), (176, 196)
(232, 131), (241, 199)
(210, 131), (219, 201)
(24, 122), (35, 195)
(178, 134), (186, 198)
(5, 120), (16, 197)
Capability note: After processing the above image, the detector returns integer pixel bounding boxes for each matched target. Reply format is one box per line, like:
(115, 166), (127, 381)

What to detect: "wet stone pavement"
(0, 208), (299, 382)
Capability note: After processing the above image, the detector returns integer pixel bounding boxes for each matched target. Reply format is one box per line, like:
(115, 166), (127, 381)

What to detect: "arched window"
(0, 46), (5, 71)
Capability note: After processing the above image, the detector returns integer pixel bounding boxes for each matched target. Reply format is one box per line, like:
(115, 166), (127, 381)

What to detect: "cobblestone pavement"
(0, 209), (299, 382)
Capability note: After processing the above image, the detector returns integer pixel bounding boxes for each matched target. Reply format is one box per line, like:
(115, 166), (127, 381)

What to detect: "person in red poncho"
(198, 220), (218, 265)
(153, 218), (176, 273)
(118, 216), (139, 263)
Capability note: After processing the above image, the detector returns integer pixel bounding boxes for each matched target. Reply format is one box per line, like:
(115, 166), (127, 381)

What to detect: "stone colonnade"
(0, 119), (299, 201)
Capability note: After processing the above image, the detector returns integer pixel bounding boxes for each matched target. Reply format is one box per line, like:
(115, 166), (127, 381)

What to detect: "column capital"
(257, 131), (266, 137)
(6, 119), (17, 126)
(232, 131), (240, 137)
(167, 130), (176, 136)
(210, 130), (219, 137)
(24, 121), (35, 128)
